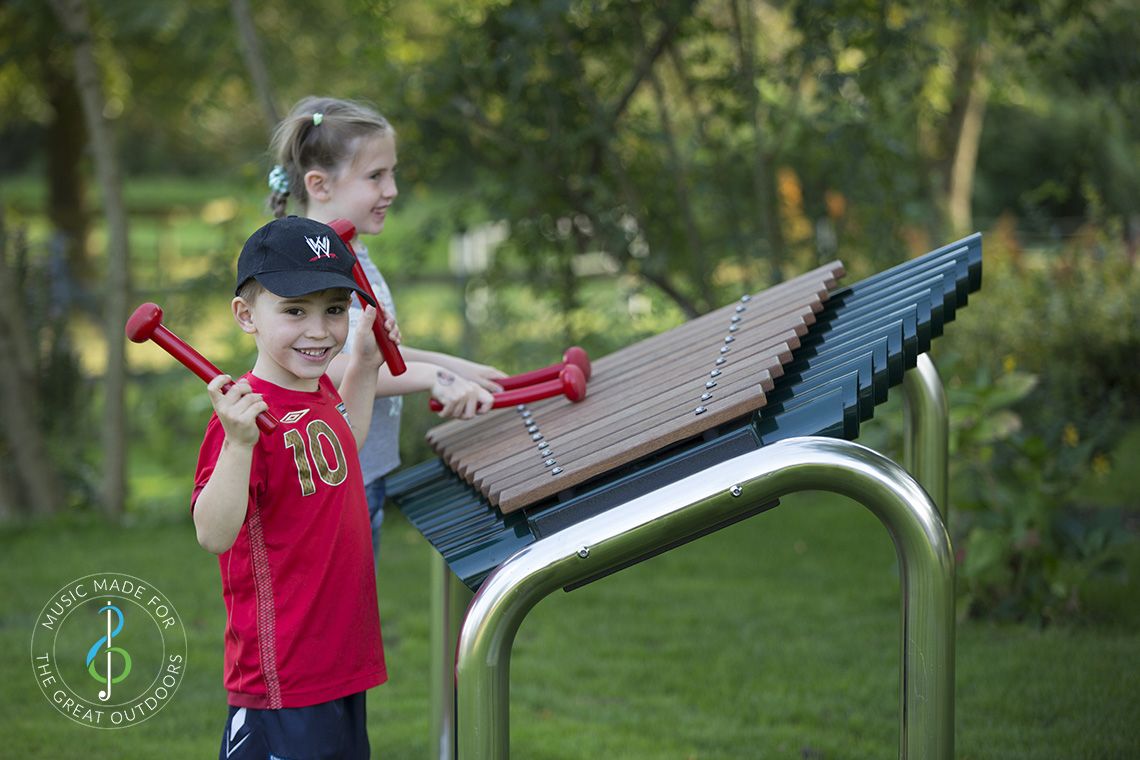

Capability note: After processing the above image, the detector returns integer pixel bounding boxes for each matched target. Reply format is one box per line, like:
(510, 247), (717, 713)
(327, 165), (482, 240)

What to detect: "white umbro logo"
(280, 409), (311, 424)
(305, 235), (336, 261)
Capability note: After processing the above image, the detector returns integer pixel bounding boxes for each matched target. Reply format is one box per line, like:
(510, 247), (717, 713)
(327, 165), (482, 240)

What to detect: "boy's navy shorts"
(218, 692), (369, 760)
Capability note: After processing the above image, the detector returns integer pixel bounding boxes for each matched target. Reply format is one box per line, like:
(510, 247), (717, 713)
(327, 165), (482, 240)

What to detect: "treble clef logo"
(85, 601), (132, 702)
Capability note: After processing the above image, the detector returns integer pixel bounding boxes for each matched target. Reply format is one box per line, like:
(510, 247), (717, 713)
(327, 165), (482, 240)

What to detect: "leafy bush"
(934, 225), (1138, 623)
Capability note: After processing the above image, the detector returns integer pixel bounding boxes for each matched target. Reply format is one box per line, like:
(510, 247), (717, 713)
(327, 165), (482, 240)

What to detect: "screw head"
(577, 546), (590, 559)
(730, 484), (743, 497)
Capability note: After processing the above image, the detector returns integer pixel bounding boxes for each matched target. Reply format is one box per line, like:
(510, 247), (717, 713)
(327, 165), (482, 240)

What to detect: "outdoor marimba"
(389, 233), (982, 759)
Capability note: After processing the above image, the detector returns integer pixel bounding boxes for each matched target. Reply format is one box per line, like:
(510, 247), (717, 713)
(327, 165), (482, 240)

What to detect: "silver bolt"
(730, 484), (743, 497)
(577, 546), (590, 559)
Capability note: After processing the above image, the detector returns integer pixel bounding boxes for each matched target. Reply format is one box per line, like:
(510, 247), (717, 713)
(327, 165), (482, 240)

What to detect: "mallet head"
(126, 302), (164, 342)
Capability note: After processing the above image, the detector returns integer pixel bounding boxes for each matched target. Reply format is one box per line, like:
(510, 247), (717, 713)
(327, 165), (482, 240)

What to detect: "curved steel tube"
(903, 354), (949, 520)
(456, 436), (955, 759)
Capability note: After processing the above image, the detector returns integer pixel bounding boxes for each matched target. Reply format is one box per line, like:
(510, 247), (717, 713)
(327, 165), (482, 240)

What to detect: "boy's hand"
(207, 375), (265, 447)
(431, 370), (494, 419)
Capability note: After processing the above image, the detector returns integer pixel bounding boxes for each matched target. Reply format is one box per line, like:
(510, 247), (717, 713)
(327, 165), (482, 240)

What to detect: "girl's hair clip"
(312, 112), (324, 126)
(268, 164), (290, 195)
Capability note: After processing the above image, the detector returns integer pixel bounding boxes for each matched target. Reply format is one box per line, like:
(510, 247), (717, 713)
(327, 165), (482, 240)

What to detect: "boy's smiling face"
(233, 287), (352, 391)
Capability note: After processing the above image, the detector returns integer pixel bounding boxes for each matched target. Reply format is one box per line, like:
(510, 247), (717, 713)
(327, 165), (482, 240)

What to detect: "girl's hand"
(456, 360), (507, 393)
(384, 315), (401, 346)
(207, 375), (265, 447)
(431, 370), (494, 419)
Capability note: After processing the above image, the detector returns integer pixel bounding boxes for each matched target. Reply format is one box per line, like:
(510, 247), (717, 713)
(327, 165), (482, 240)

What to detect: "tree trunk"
(41, 51), (91, 287)
(230, 0), (279, 132)
(0, 210), (62, 518)
(946, 43), (990, 237)
(730, 0), (785, 279)
(50, 0), (130, 518)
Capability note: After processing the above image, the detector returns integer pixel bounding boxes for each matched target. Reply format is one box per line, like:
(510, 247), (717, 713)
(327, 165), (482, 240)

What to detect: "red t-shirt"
(192, 373), (387, 709)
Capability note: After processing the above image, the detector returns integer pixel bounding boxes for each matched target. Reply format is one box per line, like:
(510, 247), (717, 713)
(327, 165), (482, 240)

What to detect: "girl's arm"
(192, 376), (265, 554)
(398, 347), (506, 393)
(327, 347), (500, 419)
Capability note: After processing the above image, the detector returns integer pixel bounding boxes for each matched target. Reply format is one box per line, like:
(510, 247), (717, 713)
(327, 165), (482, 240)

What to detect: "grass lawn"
(3, 492), (1137, 759)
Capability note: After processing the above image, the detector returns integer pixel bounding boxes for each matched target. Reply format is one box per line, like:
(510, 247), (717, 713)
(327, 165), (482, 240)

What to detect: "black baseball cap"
(235, 216), (377, 306)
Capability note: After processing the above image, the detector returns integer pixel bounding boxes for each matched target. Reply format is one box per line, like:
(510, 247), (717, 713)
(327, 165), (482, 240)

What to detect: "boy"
(192, 216), (397, 759)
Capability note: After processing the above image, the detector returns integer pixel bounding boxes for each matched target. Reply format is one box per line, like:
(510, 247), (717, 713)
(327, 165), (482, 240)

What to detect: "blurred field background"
(2, 1), (1138, 757)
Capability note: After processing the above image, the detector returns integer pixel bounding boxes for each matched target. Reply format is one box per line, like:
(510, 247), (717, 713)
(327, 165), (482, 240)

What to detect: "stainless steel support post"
(903, 353), (949, 520)
(429, 553), (473, 760)
(455, 437), (955, 760)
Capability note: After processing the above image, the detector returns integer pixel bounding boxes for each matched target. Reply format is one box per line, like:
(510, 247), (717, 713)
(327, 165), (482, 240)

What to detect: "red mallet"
(327, 218), (407, 375)
(430, 364), (587, 412)
(126, 302), (279, 434)
(496, 346), (591, 390)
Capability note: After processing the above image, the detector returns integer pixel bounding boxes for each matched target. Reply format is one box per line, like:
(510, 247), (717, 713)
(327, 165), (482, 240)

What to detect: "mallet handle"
(496, 346), (591, 390)
(327, 218), (407, 375)
(131, 314), (278, 434)
(430, 364), (587, 412)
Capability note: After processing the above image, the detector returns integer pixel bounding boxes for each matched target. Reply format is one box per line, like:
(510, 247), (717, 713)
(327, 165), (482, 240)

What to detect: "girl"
(267, 96), (504, 557)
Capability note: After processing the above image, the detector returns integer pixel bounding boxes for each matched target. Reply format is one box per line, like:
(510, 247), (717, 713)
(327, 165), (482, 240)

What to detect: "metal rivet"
(715, 357), (727, 365)
(552, 466), (564, 475)
(710, 370), (721, 378)
(694, 406), (707, 415)
(724, 335), (735, 344)
(531, 433), (544, 441)
(577, 546), (590, 558)
(705, 380), (717, 389)
(730, 484), (743, 496)
(719, 346), (730, 354)
(544, 458), (557, 467)
(701, 392), (713, 401)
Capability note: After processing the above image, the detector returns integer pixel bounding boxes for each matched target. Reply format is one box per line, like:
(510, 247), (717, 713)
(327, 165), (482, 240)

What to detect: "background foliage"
(0, 0), (1137, 629)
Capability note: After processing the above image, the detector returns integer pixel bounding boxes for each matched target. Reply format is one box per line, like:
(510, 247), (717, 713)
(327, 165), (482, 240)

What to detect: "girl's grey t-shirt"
(341, 244), (402, 484)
